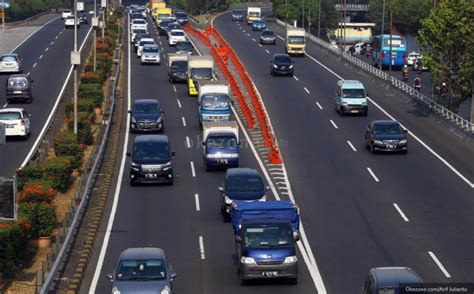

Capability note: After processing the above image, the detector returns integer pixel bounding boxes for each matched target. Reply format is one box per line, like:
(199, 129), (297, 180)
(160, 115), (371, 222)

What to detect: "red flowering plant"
(17, 179), (56, 204)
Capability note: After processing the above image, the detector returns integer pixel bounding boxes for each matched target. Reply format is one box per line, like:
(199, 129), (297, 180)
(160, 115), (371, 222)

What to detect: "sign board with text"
(0, 177), (16, 220)
(101, 0), (106, 8)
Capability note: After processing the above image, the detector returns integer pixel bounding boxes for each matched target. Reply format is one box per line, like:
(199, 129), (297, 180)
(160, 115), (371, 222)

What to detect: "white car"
(137, 38), (155, 57)
(168, 30), (186, 46)
(131, 18), (147, 31)
(62, 9), (72, 19)
(65, 16), (80, 28)
(0, 108), (31, 139)
(141, 44), (161, 64)
(131, 28), (147, 43)
(0, 54), (21, 73)
(407, 52), (421, 66)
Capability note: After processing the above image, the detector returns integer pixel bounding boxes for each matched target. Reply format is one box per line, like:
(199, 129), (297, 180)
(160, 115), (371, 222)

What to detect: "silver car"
(141, 44), (161, 64)
(260, 30), (276, 45)
(106, 247), (177, 294)
(0, 54), (22, 73)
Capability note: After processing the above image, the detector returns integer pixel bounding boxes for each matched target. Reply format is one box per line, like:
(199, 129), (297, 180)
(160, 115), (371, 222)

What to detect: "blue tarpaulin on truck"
(231, 200), (300, 235)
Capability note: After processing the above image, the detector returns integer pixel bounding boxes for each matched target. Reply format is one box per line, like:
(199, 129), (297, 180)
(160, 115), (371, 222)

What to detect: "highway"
(0, 16), (92, 176)
(211, 13), (474, 293)
(84, 15), (318, 294)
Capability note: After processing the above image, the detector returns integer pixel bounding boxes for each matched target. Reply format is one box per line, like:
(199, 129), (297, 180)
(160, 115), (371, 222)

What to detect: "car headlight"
(112, 287), (121, 294)
(162, 162), (172, 171)
(259, 195), (266, 201)
(240, 256), (256, 265)
(131, 161), (139, 167)
(373, 140), (383, 145)
(362, 101), (367, 105)
(399, 139), (407, 144)
(289, 65), (293, 68)
(273, 64), (278, 68)
(284, 256), (298, 264)
(161, 286), (171, 294)
(224, 195), (233, 205)
(157, 116), (163, 123)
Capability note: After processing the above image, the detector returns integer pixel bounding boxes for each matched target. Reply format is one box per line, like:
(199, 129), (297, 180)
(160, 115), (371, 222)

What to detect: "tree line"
(5, 0), (69, 22)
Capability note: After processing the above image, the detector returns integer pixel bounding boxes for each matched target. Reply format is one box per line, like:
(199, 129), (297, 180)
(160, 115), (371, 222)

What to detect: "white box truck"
(247, 7), (261, 25)
(187, 55), (214, 96)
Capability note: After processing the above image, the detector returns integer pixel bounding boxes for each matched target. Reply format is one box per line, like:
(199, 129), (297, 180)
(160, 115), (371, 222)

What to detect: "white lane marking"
(276, 34), (285, 41)
(177, 99), (182, 108)
(186, 136), (191, 148)
(367, 167), (380, 182)
(393, 203), (409, 222)
(39, 54), (43, 59)
(316, 102), (323, 110)
(59, 31), (62, 35)
(190, 161), (196, 177)
(304, 87), (310, 94)
(428, 251), (451, 278)
(293, 76), (299, 81)
(45, 47), (49, 52)
(89, 15), (131, 292)
(347, 141), (357, 152)
(9, 16), (59, 53)
(258, 44), (262, 47)
(195, 193), (201, 211)
(181, 117), (187, 127)
(2, 103), (7, 108)
(304, 52), (473, 188)
(173, 85), (177, 93)
(33, 62), (38, 68)
(199, 236), (205, 259)
(242, 29), (246, 32)
(50, 41), (54, 46)
(191, 23), (327, 292)
(329, 119), (338, 129)
(55, 35), (59, 40)
(265, 49), (270, 54)
(246, 33), (250, 37)
(252, 38), (256, 42)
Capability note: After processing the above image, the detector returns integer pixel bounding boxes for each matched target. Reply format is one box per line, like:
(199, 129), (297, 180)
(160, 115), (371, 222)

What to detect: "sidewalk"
(0, 13), (59, 53)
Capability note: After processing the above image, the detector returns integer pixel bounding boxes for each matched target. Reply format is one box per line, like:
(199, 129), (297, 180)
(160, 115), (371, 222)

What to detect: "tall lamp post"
(93, 0), (97, 71)
(72, 0), (79, 134)
(380, 0), (386, 70)
(317, 0), (321, 38)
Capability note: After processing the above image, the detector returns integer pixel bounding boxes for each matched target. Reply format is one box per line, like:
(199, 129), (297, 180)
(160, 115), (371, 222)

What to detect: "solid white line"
(39, 54), (43, 59)
(329, 119), (338, 129)
(252, 38), (256, 42)
(293, 76), (299, 81)
(367, 167), (380, 182)
(9, 16), (59, 53)
(177, 99), (182, 108)
(89, 15), (131, 293)
(304, 52), (473, 188)
(393, 203), (409, 222)
(186, 136), (191, 148)
(199, 236), (205, 259)
(195, 193), (200, 211)
(265, 49), (270, 54)
(276, 34), (285, 41)
(173, 85), (177, 93)
(347, 140), (357, 152)
(181, 116), (187, 127)
(45, 47), (49, 52)
(316, 102), (323, 110)
(304, 87), (310, 94)
(190, 161), (196, 177)
(32, 62), (38, 68)
(2, 103), (7, 108)
(428, 251), (451, 278)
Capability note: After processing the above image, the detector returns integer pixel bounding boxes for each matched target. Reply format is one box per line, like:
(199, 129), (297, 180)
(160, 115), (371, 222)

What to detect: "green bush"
(78, 83), (104, 106)
(54, 131), (83, 170)
(19, 203), (56, 238)
(79, 83), (102, 95)
(41, 156), (73, 191)
(18, 179), (56, 204)
(81, 73), (102, 84)
(0, 223), (29, 278)
(67, 118), (93, 145)
(78, 98), (95, 113)
(16, 165), (43, 191)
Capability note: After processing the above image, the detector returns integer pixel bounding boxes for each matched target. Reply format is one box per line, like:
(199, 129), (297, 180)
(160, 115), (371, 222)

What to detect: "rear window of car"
(274, 55), (291, 63)
(1, 55), (17, 62)
(171, 31), (184, 36)
(0, 112), (21, 120)
(134, 19), (145, 24)
(143, 46), (159, 53)
(63, 9), (71, 13)
(262, 31), (274, 36)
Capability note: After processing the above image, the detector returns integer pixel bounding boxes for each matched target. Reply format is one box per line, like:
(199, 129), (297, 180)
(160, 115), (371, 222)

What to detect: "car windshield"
(254, 21), (264, 25)
(1, 56), (17, 62)
(133, 141), (169, 160)
(207, 136), (237, 149)
(160, 21), (172, 28)
(136, 34), (150, 41)
(274, 55), (291, 63)
(143, 46), (159, 53)
(9, 77), (28, 87)
(168, 24), (181, 30)
(140, 41), (154, 46)
(342, 89), (365, 98)
(248, 12), (259, 17)
(226, 175), (264, 192)
(175, 13), (187, 18)
(133, 19), (145, 24)
(171, 61), (187, 69)
(233, 11), (243, 15)
(116, 259), (167, 281)
(201, 94), (230, 110)
(0, 112), (21, 120)
(288, 36), (305, 44)
(134, 103), (159, 114)
(262, 31), (274, 36)
(373, 123), (403, 135)
(176, 42), (192, 52)
(63, 9), (71, 13)
(244, 226), (293, 247)
(134, 29), (147, 34)
(171, 31), (184, 36)
(191, 68), (212, 80)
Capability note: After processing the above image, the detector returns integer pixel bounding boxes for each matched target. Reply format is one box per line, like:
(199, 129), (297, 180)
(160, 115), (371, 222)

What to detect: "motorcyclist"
(402, 65), (409, 81)
(413, 74), (421, 91)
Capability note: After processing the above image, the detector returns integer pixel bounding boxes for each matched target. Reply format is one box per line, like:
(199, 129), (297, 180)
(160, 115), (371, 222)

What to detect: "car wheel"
(130, 178), (137, 186)
(363, 110), (368, 117)
(159, 123), (164, 133)
(401, 149), (408, 154)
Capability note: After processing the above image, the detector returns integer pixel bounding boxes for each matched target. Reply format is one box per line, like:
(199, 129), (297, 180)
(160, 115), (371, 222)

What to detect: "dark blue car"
(361, 267), (423, 293)
(365, 120), (408, 154)
(129, 99), (164, 133)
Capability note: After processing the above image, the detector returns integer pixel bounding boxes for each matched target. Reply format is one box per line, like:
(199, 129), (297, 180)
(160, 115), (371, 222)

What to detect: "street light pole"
(73, 0), (78, 134)
(302, 0), (304, 30)
(380, 0), (386, 70)
(93, 0), (97, 71)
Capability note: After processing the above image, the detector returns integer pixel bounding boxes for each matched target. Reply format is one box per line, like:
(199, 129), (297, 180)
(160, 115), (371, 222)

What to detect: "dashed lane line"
(428, 251), (451, 278)
(177, 99), (182, 108)
(304, 87), (310, 94)
(393, 203), (409, 222)
(329, 119), (338, 129)
(33, 62), (38, 68)
(293, 76), (299, 81)
(265, 49), (270, 54)
(316, 102), (323, 110)
(186, 136), (191, 148)
(367, 167), (380, 182)
(347, 141), (357, 152)
(199, 236), (205, 259)
(39, 54), (43, 60)
(181, 116), (186, 127)
(195, 194), (200, 211)
(190, 161), (196, 177)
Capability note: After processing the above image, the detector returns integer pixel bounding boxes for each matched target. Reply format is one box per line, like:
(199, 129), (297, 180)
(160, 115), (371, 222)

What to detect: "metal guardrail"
(275, 19), (474, 134)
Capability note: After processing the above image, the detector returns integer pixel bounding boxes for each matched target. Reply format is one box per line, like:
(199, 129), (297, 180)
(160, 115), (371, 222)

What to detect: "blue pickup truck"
(198, 81), (231, 126)
(231, 200), (300, 285)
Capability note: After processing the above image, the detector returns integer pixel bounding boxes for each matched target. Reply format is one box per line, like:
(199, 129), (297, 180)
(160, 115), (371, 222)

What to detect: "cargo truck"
(198, 81), (231, 125)
(286, 27), (306, 56)
(150, 1), (166, 19)
(155, 7), (172, 25)
(247, 7), (261, 25)
(167, 53), (188, 83)
(187, 56), (214, 96)
(202, 121), (239, 170)
(231, 200), (300, 285)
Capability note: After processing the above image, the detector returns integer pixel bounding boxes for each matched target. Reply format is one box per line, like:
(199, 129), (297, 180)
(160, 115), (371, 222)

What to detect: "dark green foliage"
(54, 130), (84, 170)
(19, 203), (56, 238)
(0, 224), (29, 278)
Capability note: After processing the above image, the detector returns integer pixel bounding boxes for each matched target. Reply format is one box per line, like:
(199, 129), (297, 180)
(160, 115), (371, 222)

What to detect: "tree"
(418, 0), (474, 107)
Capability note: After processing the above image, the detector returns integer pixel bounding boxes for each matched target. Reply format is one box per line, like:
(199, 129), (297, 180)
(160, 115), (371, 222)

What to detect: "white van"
(335, 80), (368, 116)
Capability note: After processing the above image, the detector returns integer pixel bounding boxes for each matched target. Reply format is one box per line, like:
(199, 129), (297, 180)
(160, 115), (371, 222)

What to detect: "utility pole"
(93, 0), (97, 71)
(302, 0), (304, 30)
(317, 0), (321, 38)
(380, 0), (386, 70)
(73, 0), (78, 134)
(285, 0), (288, 26)
(343, 0), (346, 51)
(307, 0), (311, 33)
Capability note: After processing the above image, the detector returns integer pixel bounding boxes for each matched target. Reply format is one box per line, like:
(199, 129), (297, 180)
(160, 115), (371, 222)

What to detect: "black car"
(6, 74), (33, 103)
(168, 60), (188, 83)
(175, 41), (193, 55)
(362, 267), (423, 294)
(365, 120), (408, 154)
(127, 135), (175, 185)
(270, 53), (294, 76)
(78, 12), (88, 24)
(231, 10), (244, 21)
(158, 20), (174, 36)
(260, 29), (276, 45)
(129, 99), (164, 133)
(218, 168), (269, 221)
(175, 12), (188, 25)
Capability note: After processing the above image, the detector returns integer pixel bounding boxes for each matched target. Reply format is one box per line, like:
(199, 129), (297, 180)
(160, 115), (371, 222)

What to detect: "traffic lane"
(0, 24), (92, 177)
(262, 21), (474, 180)
(214, 15), (457, 291)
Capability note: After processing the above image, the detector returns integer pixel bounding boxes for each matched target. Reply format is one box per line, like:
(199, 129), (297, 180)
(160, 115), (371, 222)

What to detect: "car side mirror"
(403, 129), (408, 133)
(218, 187), (224, 192)
(170, 272), (178, 280)
(126, 152), (131, 157)
(201, 141), (205, 146)
(293, 231), (300, 241)
(265, 186), (271, 191)
(171, 151), (176, 156)
(235, 235), (242, 242)
(106, 274), (113, 282)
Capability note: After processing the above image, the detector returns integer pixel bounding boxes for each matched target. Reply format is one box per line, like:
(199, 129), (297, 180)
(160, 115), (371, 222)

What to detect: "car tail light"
(20, 118), (25, 126)
(402, 53), (407, 61)
(381, 52), (386, 59)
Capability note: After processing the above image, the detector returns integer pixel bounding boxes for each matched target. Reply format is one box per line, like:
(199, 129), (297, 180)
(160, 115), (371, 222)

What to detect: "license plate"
(145, 174), (157, 178)
(218, 159), (228, 164)
(351, 109), (359, 113)
(387, 145), (396, 149)
(5, 124), (14, 128)
(14, 91), (22, 94)
(262, 271), (278, 277)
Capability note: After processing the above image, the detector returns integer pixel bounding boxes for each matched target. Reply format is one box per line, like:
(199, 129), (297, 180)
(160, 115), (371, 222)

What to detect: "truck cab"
(335, 80), (368, 116)
(247, 7), (261, 25)
(188, 56), (214, 96)
(202, 121), (239, 170)
(167, 53), (188, 83)
(198, 81), (230, 125)
(286, 27), (306, 56)
(231, 201), (300, 285)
